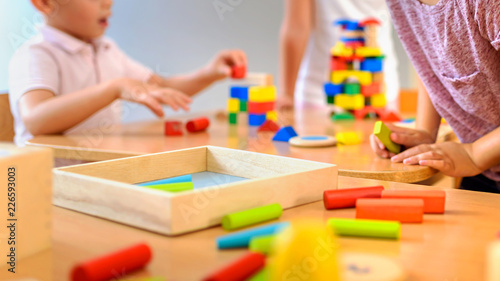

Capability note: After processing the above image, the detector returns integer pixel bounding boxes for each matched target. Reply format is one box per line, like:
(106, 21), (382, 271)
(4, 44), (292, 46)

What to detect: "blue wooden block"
(340, 37), (365, 43)
(137, 174), (192, 186)
(346, 20), (363, 31)
(230, 86), (249, 101)
(334, 19), (352, 26)
(249, 114), (267, 126)
(360, 58), (383, 72)
(272, 126), (298, 142)
(324, 83), (343, 97)
(217, 222), (290, 249)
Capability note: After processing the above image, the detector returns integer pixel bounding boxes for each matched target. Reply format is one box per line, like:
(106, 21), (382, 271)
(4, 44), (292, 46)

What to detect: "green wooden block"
(247, 266), (269, 281)
(229, 113), (238, 124)
(249, 234), (275, 255)
(327, 96), (335, 104)
(373, 121), (401, 154)
(239, 101), (247, 112)
(143, 182), (193, 193)
(328, 218), (400, 240)
(222, 203), (282, 230)
(331, 112), (355, 121)
(345, 83), (360, 95)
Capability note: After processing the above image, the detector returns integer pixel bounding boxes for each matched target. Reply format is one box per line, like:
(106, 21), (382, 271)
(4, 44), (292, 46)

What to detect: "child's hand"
(390, 142), (482, 177)
(115, 78), (192, 117)
(369, 123), (435, 158)
(204, 49), (247, 80)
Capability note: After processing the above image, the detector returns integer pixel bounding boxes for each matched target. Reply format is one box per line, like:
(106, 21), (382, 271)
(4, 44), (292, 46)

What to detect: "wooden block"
(230, 86), (249, 101)
(247, 101), (275, 114)
(323, 185), (384, 209)
(231, 65), (247, 79)
(331, 42), (354, 57)
(217, 222), (289, 249)
(186, 117), (210, 133)
(240, 73), (273, 86)
(248, 114), (267, 126)
(53, 146), (337, 235)
(355, 47), (383, 57)
(356, 199), (424, 223)
(487, 241), (500, 281)
(331, 71), (372, 86)
(371, 93), (387, 108)
(0, 144), (52, 266)
(345, 83), (361, 95)
(331, 57), (347, 71)
(258, 120), (280, 133)
(335, 132), (362, 145)
(227, 98), (240, 113)
(361, 82), (382, 97)
(381, 111), (403, 122)
(229, 113), (238, 124)
(334, 94), (365, 110)
(239, 100), (247, 112)
(266, 111), (278, 122)
(249, 86), (277, 102)
(164, 121), (183, 136)
(324, 83), (343, 96)
(272, 126), (298, 142)
(373, 121), (401, 154)
(381, 190), (446, 214)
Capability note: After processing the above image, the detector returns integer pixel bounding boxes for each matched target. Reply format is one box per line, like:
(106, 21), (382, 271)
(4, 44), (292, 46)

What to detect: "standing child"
(370, 0), (500, 193)
(9, 0), (246, 146)
(277, 0), (400, 111)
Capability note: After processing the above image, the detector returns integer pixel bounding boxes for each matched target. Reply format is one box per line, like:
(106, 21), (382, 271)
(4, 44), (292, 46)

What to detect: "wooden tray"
(53, 146), (337, 235)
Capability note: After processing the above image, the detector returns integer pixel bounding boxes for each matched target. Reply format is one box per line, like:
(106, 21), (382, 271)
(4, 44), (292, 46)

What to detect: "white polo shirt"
(8, 25), (153, 146)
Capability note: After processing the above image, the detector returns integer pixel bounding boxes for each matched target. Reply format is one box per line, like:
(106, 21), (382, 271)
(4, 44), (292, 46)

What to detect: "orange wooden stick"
(323, 185), (384, 209)
(381, 190), (446, 214)
(356, 198), (424, 223)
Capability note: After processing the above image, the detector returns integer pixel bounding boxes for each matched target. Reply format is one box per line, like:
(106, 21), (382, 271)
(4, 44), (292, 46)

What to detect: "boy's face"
(45, 0), (113, 42)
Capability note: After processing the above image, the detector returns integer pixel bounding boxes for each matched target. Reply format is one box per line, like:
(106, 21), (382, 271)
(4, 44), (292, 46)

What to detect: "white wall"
(0, 0), (415, 122)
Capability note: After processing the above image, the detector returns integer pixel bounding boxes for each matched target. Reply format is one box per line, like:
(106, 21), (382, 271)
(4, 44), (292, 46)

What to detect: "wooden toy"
(249, 86), (277, 102)
(242, 73), (274, 86)
(0, 144), (52, 265)
(356, 198), (424, 223)
(230, 86), (249, 100)
(381, 190), (446, 214)
(202, 252), (266, 281)
(334, 94), (365, 109)
(331, 112), (355, 121)
(355, 46), (384, 57)
(53, 146), (337, 235)
(229, 113), (238, 124)
(373, 121), (401, 154)
(217, 222), (290, 249)
(487, 241), (500, 281)
(371, 93), (387, 108)
(342, 253), (406, 281)
(249, 235), (275, 255)
(248, 114), (267, 126)
(71, 243), (152, 281)
(231, 65), (247, 79)
(335, 131), (362, 145)
(289, 135), (337, 147)
(361, 82), (382, 96)
(270, 220), (341, 281)
(248, 101), (275, 114)
(381, 111), (403, 122)
(239, 100), (247, 112)
(142, 182), (194, 193)
(164, 121), (183, 136)
(137, 174), (192, 186)
(272, 126), (298, 142)
(186, 117), (210, 133)
(227, 98), (240, 113)
(323, 185), (384, 209)
(266, 111), (278, 122)
(324, 82), (343, 96)
(331, 70), (372, 85)
(222, 203), (283, 231)
(328, 218), (400, 239)
(257, 120), (280, 133)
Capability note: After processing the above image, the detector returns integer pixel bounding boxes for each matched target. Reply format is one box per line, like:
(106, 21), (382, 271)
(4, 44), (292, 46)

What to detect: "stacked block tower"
(325, 18), (390, 120)
(228, 80), (278, 126)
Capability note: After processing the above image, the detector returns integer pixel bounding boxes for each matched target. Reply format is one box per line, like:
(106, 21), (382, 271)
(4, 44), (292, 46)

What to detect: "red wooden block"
(323, 185), (384, 210)
(359, 18), (382, 27)
(71, 243), (152, 281)
(373, 107), (386, 118)
(356, 199), (424, 223)
(361, 82), (382, 97)
(231, 65), (247, 79)
(353, 107), (372, 119)
(345, 41), (364, 49)
(331, 57), (347, 71)
(381, 190), (446, 214)
(203, 252), (266, 281)
(165, 121), (183, 136)
(258, 120), (280, 133)
(186, 117), (210, 133)
(248, 101), (275, 114)
(381, 111), (403, 122)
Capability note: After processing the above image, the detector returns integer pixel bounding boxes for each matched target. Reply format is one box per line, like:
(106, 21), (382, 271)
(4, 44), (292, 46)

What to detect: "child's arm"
(147, 50), (246, 97)
(19, 78), (191, 135)
(276, 0), (313, 110)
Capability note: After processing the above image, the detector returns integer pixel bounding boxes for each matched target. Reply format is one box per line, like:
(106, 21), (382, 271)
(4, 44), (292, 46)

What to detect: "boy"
(9, 0), (246, 146)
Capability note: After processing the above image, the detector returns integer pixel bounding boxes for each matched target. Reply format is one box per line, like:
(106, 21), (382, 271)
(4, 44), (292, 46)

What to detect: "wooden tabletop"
(27, 108), (450, 183)
(4, 176), (499, 281)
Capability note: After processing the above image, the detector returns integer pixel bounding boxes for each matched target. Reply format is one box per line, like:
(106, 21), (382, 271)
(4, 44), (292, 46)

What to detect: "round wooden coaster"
(289, 135), (337, 147)
(342, 253), (407, 281)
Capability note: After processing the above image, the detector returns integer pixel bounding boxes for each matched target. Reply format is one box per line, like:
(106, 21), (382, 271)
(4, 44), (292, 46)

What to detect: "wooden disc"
(342, 253), (406, 281)
(289, 135), (337, 147)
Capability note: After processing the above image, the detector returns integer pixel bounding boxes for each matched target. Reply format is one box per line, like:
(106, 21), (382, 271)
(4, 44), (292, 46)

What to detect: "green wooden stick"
(328, 218), (401, 239)
(142, 182), (193, 193)
(222, 203), (283, 230)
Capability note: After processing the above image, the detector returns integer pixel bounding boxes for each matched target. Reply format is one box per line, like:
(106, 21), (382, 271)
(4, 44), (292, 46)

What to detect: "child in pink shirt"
(370, 0), (500, 192)
(9, 0), (246, 146)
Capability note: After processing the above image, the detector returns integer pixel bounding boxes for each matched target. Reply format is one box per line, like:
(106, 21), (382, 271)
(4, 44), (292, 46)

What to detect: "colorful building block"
(344, 83), (361, 94)
(248, 114), (267, 126)
(229, 113), (238, 124)
(272, 126), (298, 142)
(327, 96), (335, 104)
(334, 94), (364, 110)
(328, 218), (400, 239)
(249, 86), (277, 102)
(222, 203), (283, 231)
(335, 131), (362, 145)
(230, 86), (249, 100)
(186, 117), (210, 133)
(249, 235), (275, 255)
(382, 190), (446, 214)
(331, 57), (347, 71)
(227, 98), (240, 113)
(361, 58), (383, 72)
(331, 42), (354, 57)
(239, 100), (247, 112)
(356, 198), (424, 223)
(137, 174), (192, 186)
(203, 252), (265, 281)
(323, 185), (384, 209)
(217, 222), (290, 249)
(164, 121), (183, 136)
(355, 46), (383, 57)
(258, 120), (280, 133)
(266, 111), (278, 122)
(231, 65), (247, 79)
(372, 72), (384, 83)
(361, 82), (382, 96)
(373, 121), (401, 154)
(324, 83), (343, 96)
(331, 70), (372, 85)
(331, 112), (355, 121)
(371, 93), (387, 108)
(381, 111), (403, 122)
(248, 101), (275, 114)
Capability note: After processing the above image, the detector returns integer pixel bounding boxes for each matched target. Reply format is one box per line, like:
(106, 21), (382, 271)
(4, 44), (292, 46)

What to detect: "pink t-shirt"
(387, 0), (500, 181)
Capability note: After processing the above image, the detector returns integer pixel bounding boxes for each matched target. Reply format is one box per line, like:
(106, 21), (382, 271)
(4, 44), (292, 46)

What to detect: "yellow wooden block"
(334, 94), (365, 110)
(266, 111), (278, 122)
(336, 132), (363, 145)
(355, 47), (383, 57)
(331, 70), (372, 86)
(0, 144), (52, 267)
(227, 98), (240, 113)
(331, 42), (353, 57)
(371, 94), (386, 108)
(249, 86), (277, 102)
(372, 72), (384, 83)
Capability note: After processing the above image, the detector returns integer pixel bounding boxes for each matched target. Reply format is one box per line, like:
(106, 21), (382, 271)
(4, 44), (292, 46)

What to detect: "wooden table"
(4, 176), (499, 281)
(27, 108), (448, 183)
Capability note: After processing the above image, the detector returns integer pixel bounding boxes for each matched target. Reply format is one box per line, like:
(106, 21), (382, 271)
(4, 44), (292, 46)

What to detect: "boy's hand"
(115, 78), (192, 117)
(205, 49), (247, 80)
(390, 142), (482, 177)
(370, 123), (435, 159)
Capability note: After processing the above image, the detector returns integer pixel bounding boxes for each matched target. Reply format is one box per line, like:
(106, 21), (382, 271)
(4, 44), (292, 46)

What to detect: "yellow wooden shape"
(266, 111), (278, 122)
(331, 70), (372, 85)
(355, 47), (383, 57)
(371, 93), (386, 108)
(334, 94), (365, 110)
(336, 131), (363, 145)
(249, 86), (277, 102)
(227, 98), (240, 113)
(331, 42), (353, 57)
